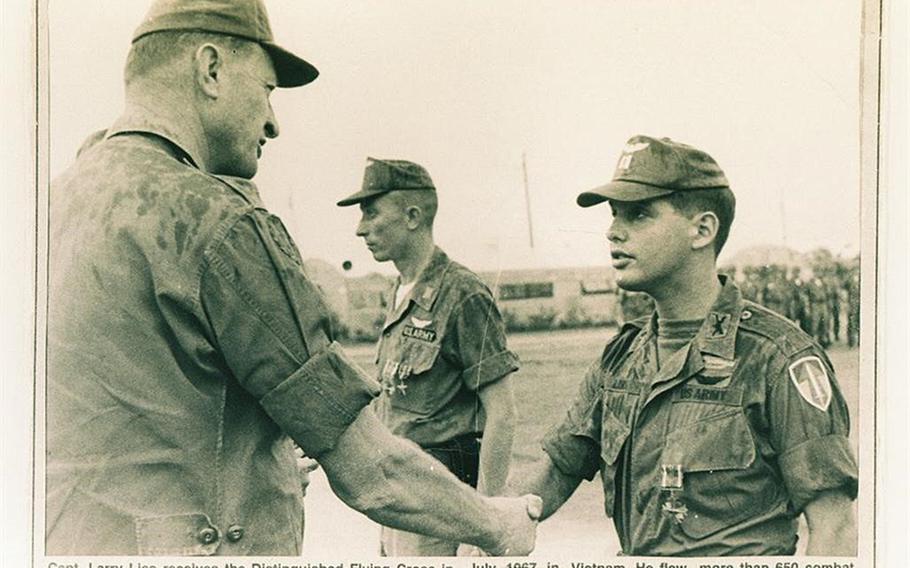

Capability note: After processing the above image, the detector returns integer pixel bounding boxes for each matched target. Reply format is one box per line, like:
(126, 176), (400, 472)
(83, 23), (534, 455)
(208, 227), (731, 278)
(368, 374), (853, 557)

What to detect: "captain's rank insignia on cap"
(617, 141), (650, 171)
(788, 356), (832, 411)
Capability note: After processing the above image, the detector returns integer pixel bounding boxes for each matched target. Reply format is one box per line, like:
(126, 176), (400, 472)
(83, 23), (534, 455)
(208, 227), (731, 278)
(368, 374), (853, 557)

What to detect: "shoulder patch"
(788, 356), (832, 411)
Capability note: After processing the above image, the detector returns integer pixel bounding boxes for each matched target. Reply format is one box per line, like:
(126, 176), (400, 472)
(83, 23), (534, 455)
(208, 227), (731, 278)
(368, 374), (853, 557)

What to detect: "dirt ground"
(300, 326), (860, 558)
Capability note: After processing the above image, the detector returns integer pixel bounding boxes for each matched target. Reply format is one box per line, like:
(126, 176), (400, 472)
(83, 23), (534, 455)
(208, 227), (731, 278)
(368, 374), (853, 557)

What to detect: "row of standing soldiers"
(616, 263), (860, 348)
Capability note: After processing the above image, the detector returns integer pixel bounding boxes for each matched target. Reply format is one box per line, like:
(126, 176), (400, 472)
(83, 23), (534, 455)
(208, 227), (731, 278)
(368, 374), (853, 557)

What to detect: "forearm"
(319, 408), (506, 552)
(804, 489), (857, 556)
(507, 456), (581, 521)
(476, 375), (517, 496)
(477, 417), (514, 496)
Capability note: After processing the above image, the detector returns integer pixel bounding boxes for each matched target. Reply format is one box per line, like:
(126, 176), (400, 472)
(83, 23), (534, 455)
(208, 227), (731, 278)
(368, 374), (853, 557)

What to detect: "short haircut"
(390, 190), (438, 228)
(665, 187), (736, 255)
(124, 31), (257, 86)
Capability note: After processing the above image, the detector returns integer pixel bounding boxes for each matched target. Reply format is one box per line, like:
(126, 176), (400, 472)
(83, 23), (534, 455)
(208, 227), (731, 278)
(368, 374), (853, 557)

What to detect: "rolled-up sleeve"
(769, 348), (858, 512)
(541, 361), (604, 481)
(451, 292), (519, 391)
(201, 213), (379, 458)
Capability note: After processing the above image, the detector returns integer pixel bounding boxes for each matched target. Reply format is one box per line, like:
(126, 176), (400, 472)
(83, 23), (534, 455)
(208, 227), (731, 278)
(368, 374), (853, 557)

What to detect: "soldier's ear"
(405, 205), (423, 230)
(691, 211), (719, 252)
(194, 43), (223, 99)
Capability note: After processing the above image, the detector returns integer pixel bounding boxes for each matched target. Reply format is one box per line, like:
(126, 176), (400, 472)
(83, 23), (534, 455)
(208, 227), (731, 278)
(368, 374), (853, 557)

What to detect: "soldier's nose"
(607, 224), (626, 243)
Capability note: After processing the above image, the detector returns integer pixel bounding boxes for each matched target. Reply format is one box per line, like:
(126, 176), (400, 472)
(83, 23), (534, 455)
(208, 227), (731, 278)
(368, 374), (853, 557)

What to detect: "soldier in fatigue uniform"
(760, 270), (790, 318)
(45, 0), (541, 556)
(825, 271), (844, 343)
(789, 267), (811, 333)
(738, 266), (761, 303)
(338, 158), (520, 556)
(509, 135), (857, 556)
(806, 275), (832, 348)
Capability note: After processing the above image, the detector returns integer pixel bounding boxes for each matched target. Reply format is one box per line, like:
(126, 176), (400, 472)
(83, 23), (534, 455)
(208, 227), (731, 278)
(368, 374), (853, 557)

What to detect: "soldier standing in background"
(338, 158), (520, 556)
(806, 274), (832, 348)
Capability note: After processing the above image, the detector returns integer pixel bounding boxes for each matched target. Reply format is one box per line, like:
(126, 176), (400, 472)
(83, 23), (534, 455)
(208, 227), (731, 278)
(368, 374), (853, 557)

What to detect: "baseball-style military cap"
(337, 158), (436, 207)
(133, 0), (319, 88)
(577, 135), (729, 207)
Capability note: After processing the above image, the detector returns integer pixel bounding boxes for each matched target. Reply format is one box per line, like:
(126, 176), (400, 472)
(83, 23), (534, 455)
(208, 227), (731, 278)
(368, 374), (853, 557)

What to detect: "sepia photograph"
(2, 0), (907, 566)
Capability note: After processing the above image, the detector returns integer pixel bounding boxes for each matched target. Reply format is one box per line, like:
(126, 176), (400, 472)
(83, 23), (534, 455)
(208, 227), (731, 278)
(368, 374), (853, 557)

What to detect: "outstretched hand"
(485, 494), (543, 556)
(294, 445), (320, 496)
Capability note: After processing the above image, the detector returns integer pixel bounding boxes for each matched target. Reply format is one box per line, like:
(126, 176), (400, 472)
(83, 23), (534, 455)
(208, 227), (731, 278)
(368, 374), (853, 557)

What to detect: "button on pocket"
(197, 526), (218, 545)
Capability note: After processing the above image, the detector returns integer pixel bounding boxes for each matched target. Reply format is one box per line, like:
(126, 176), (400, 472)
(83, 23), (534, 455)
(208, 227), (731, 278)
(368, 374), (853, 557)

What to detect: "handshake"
(483, 494), (544, 556)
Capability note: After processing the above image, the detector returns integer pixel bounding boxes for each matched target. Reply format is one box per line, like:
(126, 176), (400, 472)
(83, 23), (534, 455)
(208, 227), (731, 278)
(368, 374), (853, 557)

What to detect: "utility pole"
(522, 152), (535, 248)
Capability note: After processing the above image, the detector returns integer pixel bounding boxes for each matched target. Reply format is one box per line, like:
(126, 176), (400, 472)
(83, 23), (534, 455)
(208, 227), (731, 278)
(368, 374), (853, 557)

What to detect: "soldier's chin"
(616, 276), (647, 293)
(369, 249), (389, 262)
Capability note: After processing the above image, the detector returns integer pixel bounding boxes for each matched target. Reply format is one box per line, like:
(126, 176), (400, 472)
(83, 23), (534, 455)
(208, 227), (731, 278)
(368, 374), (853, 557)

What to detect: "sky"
(47, 0), (864, 276)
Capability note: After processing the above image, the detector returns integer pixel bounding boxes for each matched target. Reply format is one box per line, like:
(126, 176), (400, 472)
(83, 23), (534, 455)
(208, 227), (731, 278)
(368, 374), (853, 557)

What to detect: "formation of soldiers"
(616, 260), (860, 350)
(737, 261), (860, 348)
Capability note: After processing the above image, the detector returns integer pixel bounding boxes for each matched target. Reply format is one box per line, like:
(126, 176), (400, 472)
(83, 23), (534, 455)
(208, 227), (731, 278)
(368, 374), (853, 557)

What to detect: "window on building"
(499, 282), (554, 300)
(580, 279), (614, 295)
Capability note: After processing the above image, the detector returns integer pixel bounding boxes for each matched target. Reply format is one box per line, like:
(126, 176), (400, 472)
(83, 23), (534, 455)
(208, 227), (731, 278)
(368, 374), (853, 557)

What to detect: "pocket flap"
(397, 339), (441, 376)
(135, 513), (220, 556)
(600, 409), (631, 465)
(662, 408), (755, 473)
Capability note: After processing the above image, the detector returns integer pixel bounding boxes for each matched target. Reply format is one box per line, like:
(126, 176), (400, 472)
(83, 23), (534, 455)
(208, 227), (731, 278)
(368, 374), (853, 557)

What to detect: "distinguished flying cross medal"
(381, 361), (412, 395)
(788, 356), (832, 411)
(660, 464), (688, 523)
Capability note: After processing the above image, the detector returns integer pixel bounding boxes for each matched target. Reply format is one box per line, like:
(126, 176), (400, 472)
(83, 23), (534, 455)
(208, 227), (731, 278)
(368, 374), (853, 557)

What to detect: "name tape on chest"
(788, 356), (832, 411)
(402, 324), (437, 343)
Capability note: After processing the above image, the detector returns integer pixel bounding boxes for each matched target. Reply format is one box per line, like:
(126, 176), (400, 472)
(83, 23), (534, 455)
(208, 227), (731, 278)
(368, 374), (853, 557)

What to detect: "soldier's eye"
(628, 206), (648, 220)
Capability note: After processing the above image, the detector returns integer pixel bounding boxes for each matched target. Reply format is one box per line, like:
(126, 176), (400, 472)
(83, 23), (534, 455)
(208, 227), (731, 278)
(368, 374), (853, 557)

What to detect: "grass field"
(301, 326), (860, 558)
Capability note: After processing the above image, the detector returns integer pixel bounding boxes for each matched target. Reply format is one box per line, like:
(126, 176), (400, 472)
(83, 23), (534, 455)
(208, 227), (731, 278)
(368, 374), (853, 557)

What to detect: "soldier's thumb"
(524, 494), (543, 520)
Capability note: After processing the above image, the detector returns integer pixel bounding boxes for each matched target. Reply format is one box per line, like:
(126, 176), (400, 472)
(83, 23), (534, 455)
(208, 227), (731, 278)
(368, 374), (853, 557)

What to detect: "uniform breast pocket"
(661, 407), (773, 540)
(599, 409), (631, 517)
(384, 339), (442, 415)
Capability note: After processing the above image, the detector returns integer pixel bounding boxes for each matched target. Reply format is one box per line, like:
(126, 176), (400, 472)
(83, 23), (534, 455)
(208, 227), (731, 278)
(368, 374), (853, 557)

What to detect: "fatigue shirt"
(543, 277), (857, 556)
(47, 109), (378, 556)
(373, 248), (519, 447)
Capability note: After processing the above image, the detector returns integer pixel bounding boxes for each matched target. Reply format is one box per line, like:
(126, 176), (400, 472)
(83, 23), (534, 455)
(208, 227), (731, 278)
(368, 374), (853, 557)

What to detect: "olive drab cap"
(336, 158), (436, 206)
(577, 135), (730, 206)
(133, 0), (319, 87)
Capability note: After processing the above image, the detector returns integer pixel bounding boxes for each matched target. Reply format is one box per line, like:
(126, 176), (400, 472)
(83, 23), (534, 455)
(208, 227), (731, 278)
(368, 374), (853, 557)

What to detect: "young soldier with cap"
(47, 0), (540, 556)
(338, 158), (520, 556)
(509, 135), (858, 556)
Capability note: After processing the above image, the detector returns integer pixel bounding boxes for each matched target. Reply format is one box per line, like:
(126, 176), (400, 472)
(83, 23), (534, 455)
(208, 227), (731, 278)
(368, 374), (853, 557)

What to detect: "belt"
(423, 434), (481, 488)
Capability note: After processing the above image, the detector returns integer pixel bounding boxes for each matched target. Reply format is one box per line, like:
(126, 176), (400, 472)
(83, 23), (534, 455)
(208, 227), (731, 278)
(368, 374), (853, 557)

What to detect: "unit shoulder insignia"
(788, 356), (832, 411)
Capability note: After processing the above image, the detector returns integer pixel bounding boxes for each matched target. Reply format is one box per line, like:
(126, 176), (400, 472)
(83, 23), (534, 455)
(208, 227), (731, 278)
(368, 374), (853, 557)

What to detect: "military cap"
(133, 0), (318, 88)
(577, 135), (730, 206)
(337, 158), (436, 207)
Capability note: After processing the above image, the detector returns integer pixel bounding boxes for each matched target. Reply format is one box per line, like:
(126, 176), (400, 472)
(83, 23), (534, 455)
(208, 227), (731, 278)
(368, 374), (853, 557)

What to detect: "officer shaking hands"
(46, 0), (540, 556)
(508, 136), (858, 556)
(338, 158), (520, 556)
